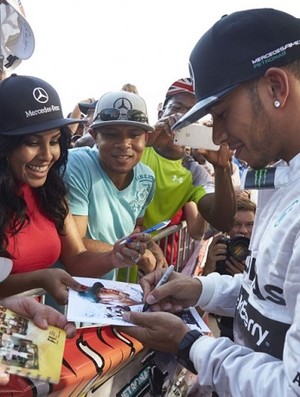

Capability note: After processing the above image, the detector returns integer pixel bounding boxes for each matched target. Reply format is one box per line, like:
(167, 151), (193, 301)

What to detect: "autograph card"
(67, 277), (211, 334)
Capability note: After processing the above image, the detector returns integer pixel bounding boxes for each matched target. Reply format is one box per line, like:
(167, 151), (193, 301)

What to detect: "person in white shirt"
(119, 8), (300, 396)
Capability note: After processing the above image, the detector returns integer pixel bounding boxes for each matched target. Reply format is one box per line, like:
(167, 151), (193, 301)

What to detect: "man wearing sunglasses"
(64, 91), (167, 281)
(141, 78), (236, 243)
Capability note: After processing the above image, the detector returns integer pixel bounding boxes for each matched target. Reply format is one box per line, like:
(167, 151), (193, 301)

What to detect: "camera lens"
(228, 236), (250, 261)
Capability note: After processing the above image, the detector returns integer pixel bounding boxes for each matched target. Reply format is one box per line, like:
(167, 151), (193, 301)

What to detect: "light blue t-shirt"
(64, 147), (155, 279)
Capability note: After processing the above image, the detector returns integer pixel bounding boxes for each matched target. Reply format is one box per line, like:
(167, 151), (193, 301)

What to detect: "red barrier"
(0, 326), (143, 396)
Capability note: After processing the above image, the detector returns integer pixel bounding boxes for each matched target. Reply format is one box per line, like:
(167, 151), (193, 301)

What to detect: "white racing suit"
(191, 155), (300, 396)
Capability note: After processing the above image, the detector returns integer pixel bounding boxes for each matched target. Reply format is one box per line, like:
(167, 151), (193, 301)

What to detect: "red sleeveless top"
(7, 185), (61, 273)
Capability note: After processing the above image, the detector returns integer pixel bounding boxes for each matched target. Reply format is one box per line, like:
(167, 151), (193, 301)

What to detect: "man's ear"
(264, 67), (289, 107)
(144, 131), (151, 144)
(89, 128), (98, 140)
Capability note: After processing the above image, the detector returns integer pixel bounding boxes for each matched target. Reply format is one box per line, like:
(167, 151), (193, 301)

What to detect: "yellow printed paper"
(0, 306), (66, 383)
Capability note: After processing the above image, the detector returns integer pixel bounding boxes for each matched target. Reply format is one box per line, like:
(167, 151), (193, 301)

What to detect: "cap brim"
(90, 120), (154, 132)
(78, 101), (97, 115)
(0, 117), (82, 136)
(3, 0), (35, 60)
(172, 84), (238, 130)
(0, 257), (13, 282)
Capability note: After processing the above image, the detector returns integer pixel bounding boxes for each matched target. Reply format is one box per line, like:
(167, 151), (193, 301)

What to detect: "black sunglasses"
(94, 108), (148, 123)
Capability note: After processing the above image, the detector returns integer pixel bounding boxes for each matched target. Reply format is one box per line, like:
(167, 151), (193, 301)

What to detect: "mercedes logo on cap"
(33, 87), (49, 104)
(113, 98), (132, 111)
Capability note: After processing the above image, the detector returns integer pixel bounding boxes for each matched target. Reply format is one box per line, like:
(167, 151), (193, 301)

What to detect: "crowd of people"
(0, 3), (300, 397)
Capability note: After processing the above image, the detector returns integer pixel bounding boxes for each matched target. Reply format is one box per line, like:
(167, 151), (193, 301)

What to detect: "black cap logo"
(33, 87), (49, 104)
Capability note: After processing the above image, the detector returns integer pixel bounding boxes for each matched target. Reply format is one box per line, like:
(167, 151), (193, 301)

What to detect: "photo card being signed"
(67, 277), (144, 326)
(67, 276), (211, 334)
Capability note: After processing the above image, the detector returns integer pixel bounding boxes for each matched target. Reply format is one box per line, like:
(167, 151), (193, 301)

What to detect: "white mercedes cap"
(0, 0), (35, 71)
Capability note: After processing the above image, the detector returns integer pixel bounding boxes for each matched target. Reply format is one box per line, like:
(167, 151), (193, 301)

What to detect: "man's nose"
(116, 136), (132, 147)
(238, 225), (251, 236)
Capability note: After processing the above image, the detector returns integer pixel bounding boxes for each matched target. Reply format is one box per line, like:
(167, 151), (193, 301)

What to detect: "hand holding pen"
(113, 221), (170, 270)
(138, 267), (201, 313)
(142, 265), (174, 312)
(120, 220), (171, 246)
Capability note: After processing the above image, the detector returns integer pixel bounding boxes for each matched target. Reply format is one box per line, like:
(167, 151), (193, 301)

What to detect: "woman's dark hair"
(0, 126), (71, 257)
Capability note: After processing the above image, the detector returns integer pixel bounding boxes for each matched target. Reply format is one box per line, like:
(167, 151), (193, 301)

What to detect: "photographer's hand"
(225, 257), (246, 276)
(202, 234), (227, 276)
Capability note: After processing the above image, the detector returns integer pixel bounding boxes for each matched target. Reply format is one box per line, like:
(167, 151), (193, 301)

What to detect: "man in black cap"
(118, 8), (300, 396)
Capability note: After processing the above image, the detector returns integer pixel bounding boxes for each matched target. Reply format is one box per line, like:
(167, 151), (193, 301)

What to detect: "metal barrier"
(116, 220), (200, 282)
(153, 220), (199, 272)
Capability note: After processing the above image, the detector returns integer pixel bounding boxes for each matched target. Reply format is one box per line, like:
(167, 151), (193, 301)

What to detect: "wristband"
(176, 329), (203, 374)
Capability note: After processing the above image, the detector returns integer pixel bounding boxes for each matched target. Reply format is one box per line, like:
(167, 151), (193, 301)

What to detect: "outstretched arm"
(183, 201), (207, 240)
(197, 144), (236, 232)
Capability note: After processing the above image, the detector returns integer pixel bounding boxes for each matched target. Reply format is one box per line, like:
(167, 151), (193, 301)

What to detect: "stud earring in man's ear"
(274, 100), (281, 108)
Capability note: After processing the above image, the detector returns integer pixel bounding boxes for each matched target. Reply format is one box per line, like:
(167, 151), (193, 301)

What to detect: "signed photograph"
(67, 277), (211, 333)
(67, 277), (144, 326)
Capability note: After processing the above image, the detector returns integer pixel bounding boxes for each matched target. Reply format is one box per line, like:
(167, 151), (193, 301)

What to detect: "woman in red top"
(0, 74), (149, 304)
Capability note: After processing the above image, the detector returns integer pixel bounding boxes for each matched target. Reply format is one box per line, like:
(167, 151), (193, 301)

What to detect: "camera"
(215, 235), (250, 275)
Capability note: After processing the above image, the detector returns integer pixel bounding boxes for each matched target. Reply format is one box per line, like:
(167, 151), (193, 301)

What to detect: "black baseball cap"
(78, 100), (97, 115)
(173, 8), (300, 130)
(0, 74), (82, 136)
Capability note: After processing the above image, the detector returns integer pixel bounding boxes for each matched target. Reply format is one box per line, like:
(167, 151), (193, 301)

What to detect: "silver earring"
(274, 100), (281, 108)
